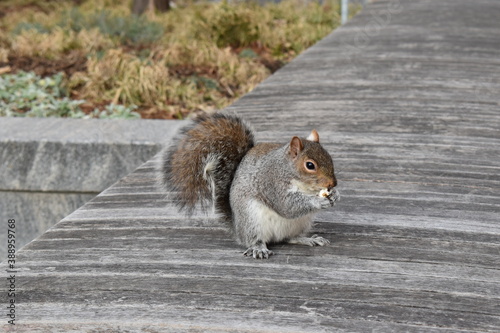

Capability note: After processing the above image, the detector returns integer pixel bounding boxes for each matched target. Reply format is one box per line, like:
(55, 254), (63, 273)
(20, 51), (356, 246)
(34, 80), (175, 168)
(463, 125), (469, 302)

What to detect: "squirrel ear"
(289, 136), (304, 159)
(306, 129), (320, 143)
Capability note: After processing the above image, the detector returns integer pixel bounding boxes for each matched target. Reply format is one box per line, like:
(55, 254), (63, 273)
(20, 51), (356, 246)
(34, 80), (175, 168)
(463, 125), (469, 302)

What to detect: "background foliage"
(0, 0), (356, 119)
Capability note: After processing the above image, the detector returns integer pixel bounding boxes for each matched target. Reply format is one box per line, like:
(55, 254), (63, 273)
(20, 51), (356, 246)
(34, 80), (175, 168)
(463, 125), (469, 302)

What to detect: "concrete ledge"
(0, 117), (186, 261)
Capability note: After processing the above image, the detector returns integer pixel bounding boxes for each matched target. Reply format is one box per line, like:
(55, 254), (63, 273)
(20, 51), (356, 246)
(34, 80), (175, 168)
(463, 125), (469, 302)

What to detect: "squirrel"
(160, 113), (339, 259)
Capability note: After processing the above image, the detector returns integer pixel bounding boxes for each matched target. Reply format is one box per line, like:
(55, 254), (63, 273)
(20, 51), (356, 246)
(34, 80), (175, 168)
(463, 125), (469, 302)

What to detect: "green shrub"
(11, 22), (51, 35)
(87, 104), (140, 119)
(58, 9), (164, 45)
(195, 2), (261, 48)
(0, 71), (138, 118)
(12, 8), (164, 46)
(0, 71), (84, 117)
(192, 0), (341, 58)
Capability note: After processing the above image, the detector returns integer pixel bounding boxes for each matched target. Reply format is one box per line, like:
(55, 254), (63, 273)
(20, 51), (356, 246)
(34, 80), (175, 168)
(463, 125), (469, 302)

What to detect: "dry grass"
(71, 49), (195, 114)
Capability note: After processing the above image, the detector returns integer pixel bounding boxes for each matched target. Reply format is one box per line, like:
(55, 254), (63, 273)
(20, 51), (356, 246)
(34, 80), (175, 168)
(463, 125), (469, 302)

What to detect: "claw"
(288, 235), (330, 247)
(243, 245), (274, 259)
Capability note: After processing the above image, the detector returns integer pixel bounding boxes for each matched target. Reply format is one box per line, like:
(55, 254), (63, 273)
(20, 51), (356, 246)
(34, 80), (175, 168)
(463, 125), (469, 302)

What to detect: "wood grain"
(4, 0), (500, 332)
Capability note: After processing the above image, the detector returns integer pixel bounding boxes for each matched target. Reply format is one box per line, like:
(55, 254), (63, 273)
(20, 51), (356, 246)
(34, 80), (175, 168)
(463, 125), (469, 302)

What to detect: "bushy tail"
(160, 113), (255, 223)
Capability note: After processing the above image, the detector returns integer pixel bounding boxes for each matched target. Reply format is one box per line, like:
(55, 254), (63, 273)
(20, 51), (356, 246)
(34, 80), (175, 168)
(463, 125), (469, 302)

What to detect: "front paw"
(243, 244), (274, 259)
(318, 189), (339, 208)
(319, 197), (334, 209)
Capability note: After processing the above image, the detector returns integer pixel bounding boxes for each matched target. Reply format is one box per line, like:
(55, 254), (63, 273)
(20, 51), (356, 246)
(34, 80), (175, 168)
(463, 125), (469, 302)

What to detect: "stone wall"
(0, 117), (186, 262)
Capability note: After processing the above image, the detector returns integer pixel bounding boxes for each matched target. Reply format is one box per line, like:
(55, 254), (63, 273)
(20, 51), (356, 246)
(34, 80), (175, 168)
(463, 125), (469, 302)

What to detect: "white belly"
(249, 199), (314, 243)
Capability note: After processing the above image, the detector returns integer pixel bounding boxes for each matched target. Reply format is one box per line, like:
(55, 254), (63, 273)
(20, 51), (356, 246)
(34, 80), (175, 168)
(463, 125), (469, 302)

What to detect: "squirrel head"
(288, 130), (337, 194)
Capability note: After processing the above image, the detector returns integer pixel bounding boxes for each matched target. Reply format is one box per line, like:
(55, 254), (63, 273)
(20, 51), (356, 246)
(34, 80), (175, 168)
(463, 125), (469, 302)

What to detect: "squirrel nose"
(326, 178), (337, 191)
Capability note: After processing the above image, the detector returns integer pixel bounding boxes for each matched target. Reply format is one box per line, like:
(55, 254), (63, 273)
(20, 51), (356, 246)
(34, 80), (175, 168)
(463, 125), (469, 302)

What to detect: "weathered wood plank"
(3, 0), (500, 331)
(25, 231), (500, 269)
(14, 304), (475, 333)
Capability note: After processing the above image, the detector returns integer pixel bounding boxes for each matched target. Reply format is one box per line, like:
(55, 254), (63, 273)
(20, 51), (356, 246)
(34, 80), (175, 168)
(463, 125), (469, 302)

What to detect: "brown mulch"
(259, 57), (285, 73)
(138, 106), (188, 120)
(77, 100), (186, 120)
(168, 64), (218, 79)
(0, 1), (85, 18)
(0, 4), (47, 19)
(0, 51), (87, 77)
(233, 43), (286, 73)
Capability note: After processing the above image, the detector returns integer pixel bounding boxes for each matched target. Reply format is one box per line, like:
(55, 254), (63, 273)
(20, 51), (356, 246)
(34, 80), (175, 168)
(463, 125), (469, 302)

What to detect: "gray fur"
(230, 144), (338, 255)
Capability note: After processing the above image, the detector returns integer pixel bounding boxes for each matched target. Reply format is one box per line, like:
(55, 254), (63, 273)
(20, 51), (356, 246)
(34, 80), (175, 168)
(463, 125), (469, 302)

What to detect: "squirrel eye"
(305, 161), (316, 171)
